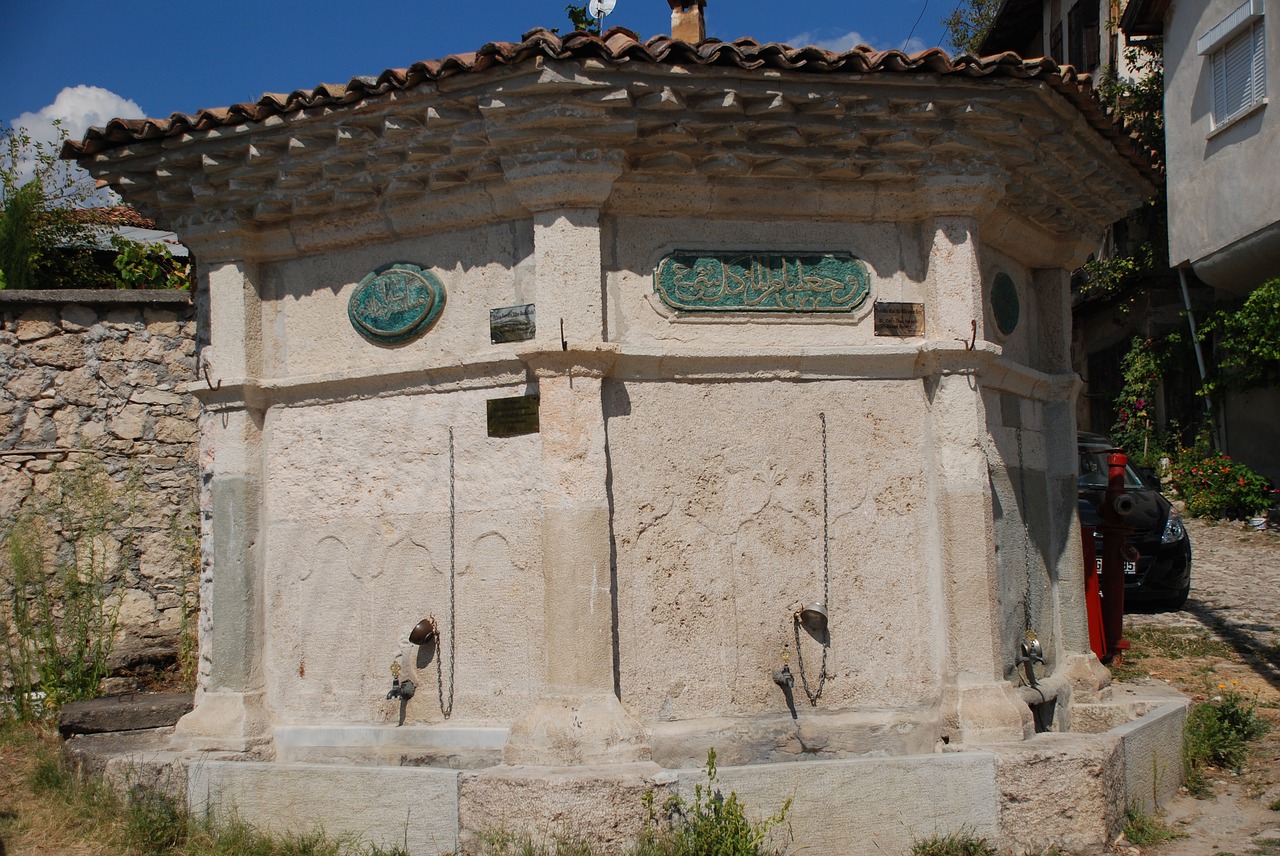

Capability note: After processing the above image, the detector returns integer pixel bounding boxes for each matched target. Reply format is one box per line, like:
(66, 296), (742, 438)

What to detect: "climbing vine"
(1111, 337), (1165, 466)
(1078, 41), (1167, 300)
(1199, 276), (1280, 394)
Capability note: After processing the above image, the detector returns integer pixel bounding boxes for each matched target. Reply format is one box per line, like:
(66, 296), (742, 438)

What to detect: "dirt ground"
(1113, 516), (1280, 855)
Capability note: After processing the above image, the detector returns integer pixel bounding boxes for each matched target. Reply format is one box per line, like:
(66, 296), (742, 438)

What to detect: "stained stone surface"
(0, 292), (199, 683)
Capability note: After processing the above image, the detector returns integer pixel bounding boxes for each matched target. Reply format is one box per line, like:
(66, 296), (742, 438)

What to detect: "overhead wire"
(902, 0), (933, 52)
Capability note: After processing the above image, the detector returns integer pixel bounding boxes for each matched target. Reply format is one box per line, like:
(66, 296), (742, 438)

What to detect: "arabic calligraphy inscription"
(655, 251), (871, 313)
(348, 263), (446, 344)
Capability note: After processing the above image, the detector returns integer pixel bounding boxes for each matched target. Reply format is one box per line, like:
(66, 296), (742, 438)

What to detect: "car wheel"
(1160, 583), (1191, 612)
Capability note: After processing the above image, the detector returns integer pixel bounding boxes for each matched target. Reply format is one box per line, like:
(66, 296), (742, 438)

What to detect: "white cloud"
(786, 30), (869, 53)
(12, 85), (145, 148)
(7, 86), (145, 202)
(785, 30), (928, 54)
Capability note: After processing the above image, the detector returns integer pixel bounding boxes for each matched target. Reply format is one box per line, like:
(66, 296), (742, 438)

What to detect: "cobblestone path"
(1126, 517), (1280, 856)
(1128, 517), (1280, 688)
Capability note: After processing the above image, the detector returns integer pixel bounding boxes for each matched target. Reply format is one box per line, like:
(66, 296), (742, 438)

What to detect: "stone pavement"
(1125, 516), (1280, 856)
(1128, 517), (1280, 687)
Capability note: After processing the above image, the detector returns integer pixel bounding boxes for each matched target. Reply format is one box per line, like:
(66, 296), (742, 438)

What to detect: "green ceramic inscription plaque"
(348, 262), (446, 344)
(654, 251), (871, 313)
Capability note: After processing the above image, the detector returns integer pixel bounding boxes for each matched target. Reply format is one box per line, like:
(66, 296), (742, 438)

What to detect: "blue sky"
(2, 0), (958, 152)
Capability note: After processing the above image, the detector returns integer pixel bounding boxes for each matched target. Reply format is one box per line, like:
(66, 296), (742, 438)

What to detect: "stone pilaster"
(925, 214), (1033, 743)
(173, 232), (271, 752)
(1036, 266), (1111, 696)
(501, 153), (648, 765)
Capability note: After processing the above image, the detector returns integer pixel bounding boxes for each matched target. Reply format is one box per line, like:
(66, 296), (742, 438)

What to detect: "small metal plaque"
(487, 395), (540, 438)
(654, 251), (871, 313)
(348, 262), (446, 345)
(874, 302), (925, 337)
(490, 304), (536, 344)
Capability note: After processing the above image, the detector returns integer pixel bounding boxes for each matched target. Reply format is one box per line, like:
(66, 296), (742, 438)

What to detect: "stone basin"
(66, 682), (1187, 855)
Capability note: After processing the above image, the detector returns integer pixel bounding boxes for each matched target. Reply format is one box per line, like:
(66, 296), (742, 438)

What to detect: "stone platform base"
(64, 687), (1188, 856)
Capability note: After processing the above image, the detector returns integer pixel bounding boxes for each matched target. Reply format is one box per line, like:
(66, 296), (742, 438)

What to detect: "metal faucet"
(386, 661), (416, 701)
(1016, 633), (1046, 689)
(773, 664), (794, 691)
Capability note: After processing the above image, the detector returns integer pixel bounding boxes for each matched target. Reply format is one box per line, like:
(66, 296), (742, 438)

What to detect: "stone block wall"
(0, 290), (200, 685)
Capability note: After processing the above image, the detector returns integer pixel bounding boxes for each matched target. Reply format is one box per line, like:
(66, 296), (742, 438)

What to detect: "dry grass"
(0, 722), (126, 855)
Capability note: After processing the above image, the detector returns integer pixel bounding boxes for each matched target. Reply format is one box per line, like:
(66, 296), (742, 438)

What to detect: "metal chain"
(794, 620), (828, 706)
(822, 412), (830, 611)
(795, 413), (830, 706)
(1008, 427), (1039, 685)
(1016, 428), (1034, 637)
(436, 427), (457, 719)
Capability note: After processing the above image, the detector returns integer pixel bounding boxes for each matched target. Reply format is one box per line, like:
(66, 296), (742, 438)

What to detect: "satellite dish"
(589, 0), (616, 19)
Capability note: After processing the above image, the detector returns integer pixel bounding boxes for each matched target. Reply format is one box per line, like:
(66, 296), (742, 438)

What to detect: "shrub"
(111, 233), (192, 290)
(1168, 447), (1275, 519)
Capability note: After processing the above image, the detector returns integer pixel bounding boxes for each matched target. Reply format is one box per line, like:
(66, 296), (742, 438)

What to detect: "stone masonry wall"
(0, 290), (200, 686)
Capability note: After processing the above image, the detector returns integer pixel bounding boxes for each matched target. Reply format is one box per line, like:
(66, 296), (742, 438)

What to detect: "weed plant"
(640, 748), (791, 856)
(1121, 807), (1181, 847)
(1184, 686), (1271, 795)
(909, 829), (998, 856)
(1, 460), (135, 721)
(478, 750), (791, 856)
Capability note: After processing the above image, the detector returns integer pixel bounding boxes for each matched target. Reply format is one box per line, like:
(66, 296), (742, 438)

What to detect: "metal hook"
(201, 357), (221, 390)
(955, 319), (977, 351)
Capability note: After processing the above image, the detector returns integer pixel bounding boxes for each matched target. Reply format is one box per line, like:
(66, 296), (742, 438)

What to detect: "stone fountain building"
(66, 24), (1186, 855)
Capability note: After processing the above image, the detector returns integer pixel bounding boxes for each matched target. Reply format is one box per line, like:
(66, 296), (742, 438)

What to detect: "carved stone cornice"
(500, 148), (624, 212)
(77, 59), (1154, 244)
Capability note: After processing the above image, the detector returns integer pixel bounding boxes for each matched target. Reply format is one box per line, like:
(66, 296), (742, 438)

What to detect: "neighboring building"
(985, 0), (1280, 480)
(1123, 0), (1278, 295)
(982, 0), (1191, 445)
(1123, 0), (1280, 478)
(980, 0), (1126, 80)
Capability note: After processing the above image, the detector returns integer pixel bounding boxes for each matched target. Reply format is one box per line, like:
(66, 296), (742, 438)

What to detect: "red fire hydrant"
(1081, 517), (1107, 662)
(1099, 451), (1133, 663)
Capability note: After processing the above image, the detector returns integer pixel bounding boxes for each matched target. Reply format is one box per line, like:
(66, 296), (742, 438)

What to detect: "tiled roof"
(62, 27), (1158, 176)
(68, 206), (157, 229)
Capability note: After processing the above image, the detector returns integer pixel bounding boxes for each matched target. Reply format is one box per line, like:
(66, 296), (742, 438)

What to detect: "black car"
(1077, 432), (1192, 611)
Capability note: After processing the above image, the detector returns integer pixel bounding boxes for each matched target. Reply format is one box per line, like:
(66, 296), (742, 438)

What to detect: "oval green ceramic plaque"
(348, 263), (446, 344)
(990, 272), (1020, 336)
(655, 251), (871, 313)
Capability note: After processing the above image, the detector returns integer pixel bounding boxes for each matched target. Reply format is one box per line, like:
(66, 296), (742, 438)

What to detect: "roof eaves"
(977, 0), (1044, 57)
(1119, 0), (1168, 39)
(59, 26), (1159, 182)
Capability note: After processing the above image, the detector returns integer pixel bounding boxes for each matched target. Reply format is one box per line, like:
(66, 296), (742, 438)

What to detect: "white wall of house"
(1164, 0), (1280, 292)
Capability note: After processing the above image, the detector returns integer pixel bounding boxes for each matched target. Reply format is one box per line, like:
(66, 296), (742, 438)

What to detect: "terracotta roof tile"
(61, 27), (1158, 176)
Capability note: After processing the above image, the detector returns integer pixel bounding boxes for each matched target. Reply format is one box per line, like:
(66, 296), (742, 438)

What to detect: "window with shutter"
(1201, 1), (1267, 132)
(1212, 21), (1267, 127)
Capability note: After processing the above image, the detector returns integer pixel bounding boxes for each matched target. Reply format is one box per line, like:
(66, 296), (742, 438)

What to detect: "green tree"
(0, 121), (113, 290)
(565, 3), (599, 35)
(940, 0), (1002, 55)
(1, 122), (191, 290)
